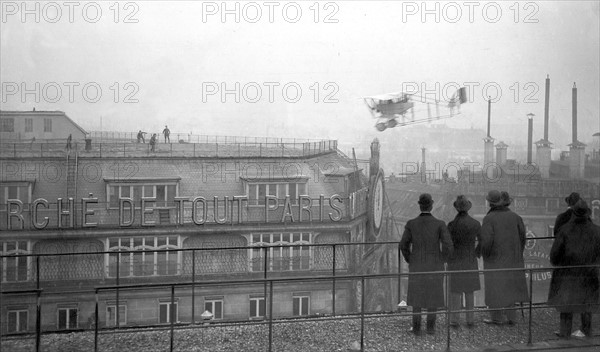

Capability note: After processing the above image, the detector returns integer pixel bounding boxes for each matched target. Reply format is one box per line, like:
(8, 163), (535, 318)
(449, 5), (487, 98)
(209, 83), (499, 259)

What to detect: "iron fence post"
(332, 244), (336, 316)
(192, 250), (196, 324)
(360, 276), (365, 351)
(116, 252), (120, 331)
(170, 284), (175, 352)
(263, 246), (269, 318)
(94, 290), (99, 352)
(269, 280), (274, 352)
(36, 255), (41, 352)
(35, 289), (41, 352)
(446, 270), (451, 352)
(397, 243), (402, 306)
(528, 268), (533, 345)
(36, 255), (40, 290)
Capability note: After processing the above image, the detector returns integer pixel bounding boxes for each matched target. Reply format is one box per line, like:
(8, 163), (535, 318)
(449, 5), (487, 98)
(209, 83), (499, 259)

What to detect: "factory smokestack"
(483, 97), (494, 175)
(487, 97), (491, 137)
(572, 83), (577, 143)
(569, 82), (586, 178)
(535, 75), (552, 178)
(544, 75), (550, 141)
(527, 114), (533, 164)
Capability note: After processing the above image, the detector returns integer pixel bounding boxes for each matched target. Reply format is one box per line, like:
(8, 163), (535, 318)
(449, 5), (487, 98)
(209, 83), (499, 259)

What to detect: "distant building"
(0, 110), (87, 141)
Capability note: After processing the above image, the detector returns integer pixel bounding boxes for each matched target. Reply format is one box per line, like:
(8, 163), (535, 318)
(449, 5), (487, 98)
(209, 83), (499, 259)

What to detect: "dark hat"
(453, 195), (472, 212)
(572, 199), (590, 217)
(500, 191), (513, 206)
(565, 192), (581, 206)
(418, 193), (433, 207)
(486, 190), (502, 206)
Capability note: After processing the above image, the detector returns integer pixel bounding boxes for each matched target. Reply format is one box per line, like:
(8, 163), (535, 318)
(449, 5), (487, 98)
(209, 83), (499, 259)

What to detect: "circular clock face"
(372, 172), (384, 231)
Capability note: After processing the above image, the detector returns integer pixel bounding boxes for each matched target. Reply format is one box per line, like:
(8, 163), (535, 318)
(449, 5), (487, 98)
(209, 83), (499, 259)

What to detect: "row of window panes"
(0, 118), (51, 132)
(108, 184), (177, 208)
(248, 183), (306, 205)
(8, 303), (168, 332)
(106, 237), (179, 277)
(5, 296), (310, 332)
(7, 290), (364, 331)
(250, 233), (311, 271)
(1, 234), (316, 281)
(107, 236), (181, 277)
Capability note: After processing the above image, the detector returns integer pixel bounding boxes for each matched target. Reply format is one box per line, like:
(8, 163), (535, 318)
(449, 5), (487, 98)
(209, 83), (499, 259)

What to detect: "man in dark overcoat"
(447, 195), (481, 327)
(400, 193), (453, 334)
(480, 190), (528, 325)
(553, 192), (581, 236)
(548, 200), (600, 338)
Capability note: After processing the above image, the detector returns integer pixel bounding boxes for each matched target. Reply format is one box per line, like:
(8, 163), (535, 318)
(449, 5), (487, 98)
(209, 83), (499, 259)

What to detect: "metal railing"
(88, 132), (330, 144)
(0, 139), (338, 159)
(2, 240), (599, 351)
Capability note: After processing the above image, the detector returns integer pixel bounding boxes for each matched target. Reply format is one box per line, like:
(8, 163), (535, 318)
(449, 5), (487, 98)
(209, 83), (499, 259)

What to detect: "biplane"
(364, 87), (468, 131)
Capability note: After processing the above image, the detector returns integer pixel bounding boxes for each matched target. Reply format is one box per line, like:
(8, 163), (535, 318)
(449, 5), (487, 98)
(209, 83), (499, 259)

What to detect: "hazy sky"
(1, 1), (599, 155)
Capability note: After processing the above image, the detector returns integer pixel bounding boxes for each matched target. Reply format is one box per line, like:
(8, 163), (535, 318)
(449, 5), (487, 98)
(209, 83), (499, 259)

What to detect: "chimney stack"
(495, 141), (508, 165)
(572, 82), (577, 143)
(527, 114), (533, 164)
(569, 82), (586, 178)
(483, 97), (495, 176)
(536, 75), (552, 178)
(544, 75), (550, 141)
(420, 147), (427, 182)
(487, 97), (491, 137)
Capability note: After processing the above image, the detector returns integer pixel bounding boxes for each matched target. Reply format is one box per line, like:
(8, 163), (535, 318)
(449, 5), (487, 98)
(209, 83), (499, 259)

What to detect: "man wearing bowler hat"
(447, 195), (481, 328)
(400, 193), (453, 335)
(553, 192), (581, 236)
(481, 190), (528, 325)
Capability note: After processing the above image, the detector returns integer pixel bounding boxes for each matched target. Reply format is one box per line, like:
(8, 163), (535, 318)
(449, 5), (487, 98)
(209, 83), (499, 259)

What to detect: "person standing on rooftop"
(447, 195), (481, 328)
(163, 125), (170, 143)
(400, 193), (453, 335)
(481, 190), (528, 325)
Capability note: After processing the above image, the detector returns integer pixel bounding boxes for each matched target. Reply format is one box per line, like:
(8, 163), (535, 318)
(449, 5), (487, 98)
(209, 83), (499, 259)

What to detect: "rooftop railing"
(2, 237), (592, 351)
(0, 139), (338, 158)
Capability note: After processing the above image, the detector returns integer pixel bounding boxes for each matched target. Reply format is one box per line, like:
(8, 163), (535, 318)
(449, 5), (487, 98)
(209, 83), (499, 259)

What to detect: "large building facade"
(1, 119), (401, 334)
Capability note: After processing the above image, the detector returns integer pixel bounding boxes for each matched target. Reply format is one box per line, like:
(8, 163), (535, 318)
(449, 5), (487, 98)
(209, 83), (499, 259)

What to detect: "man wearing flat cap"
(553, 192), (581, 236)
(480, 190), (528, 325)
(447, 195), (481, 328)
(400, 193), (453, 335)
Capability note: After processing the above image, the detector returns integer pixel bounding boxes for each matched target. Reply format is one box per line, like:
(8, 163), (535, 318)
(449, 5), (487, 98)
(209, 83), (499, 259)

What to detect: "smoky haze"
(1, 1), (599, 166)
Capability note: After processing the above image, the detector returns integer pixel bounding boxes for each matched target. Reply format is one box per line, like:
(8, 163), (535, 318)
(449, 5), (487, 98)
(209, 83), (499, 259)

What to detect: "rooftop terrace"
(0, 131), (338, 159)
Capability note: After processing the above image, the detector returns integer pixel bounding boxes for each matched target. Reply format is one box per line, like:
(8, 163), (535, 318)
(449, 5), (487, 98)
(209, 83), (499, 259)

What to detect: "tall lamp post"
(527, 113), (534, 165)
